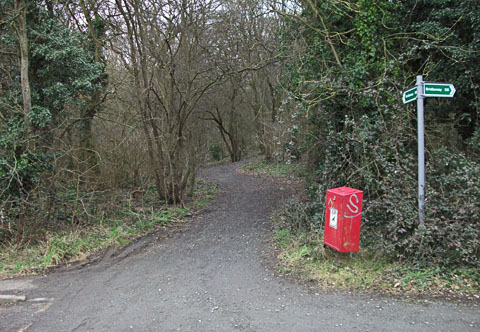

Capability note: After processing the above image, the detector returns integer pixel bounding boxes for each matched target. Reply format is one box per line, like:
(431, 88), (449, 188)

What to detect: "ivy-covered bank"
(275, 0), (480, 268)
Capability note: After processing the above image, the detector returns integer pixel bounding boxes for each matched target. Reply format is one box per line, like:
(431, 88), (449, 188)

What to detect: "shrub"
(208, 141), (223, 161)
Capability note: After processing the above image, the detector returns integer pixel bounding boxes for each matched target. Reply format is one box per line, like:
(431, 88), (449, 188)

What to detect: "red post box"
(324, 187), (363, 252)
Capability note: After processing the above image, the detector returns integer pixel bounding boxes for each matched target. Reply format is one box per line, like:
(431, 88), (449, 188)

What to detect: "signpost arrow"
(423, 83), (456, 98)
(402, 87), (417, 104)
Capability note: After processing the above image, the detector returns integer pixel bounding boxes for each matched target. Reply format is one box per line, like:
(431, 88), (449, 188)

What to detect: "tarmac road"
(1, 161), (479, 332)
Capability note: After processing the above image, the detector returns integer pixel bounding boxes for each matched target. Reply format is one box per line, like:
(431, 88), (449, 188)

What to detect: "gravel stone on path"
(1, 161), (479, 332)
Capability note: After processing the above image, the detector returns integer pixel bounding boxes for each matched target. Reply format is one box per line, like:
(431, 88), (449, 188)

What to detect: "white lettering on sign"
(345, 193), (361, 219)
(329, 207), (338, 229)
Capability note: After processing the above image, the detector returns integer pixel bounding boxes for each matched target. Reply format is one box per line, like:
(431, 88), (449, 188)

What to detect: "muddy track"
(1, 161), (479, 332)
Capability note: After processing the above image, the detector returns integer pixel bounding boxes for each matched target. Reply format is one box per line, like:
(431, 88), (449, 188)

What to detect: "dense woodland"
(1, 0), (479, 268)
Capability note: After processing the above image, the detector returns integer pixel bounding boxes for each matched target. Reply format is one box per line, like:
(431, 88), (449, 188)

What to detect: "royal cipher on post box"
(324, 187), (363, 253)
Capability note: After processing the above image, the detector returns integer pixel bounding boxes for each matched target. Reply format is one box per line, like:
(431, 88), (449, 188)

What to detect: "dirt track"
(1, 161), (479, 331)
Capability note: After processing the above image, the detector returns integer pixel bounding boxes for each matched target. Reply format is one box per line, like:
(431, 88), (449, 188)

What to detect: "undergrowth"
(0, 178), (217, 277)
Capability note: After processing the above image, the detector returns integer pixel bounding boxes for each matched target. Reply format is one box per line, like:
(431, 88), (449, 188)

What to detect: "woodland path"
(1, 161), (479, 332)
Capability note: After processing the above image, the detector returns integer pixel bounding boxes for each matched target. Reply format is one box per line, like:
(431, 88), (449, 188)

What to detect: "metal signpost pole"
(416, 75), (425, 226)
(402, 76), (455, 227)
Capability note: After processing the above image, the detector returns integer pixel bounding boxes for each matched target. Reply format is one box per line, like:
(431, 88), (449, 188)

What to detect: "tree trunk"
(15, 0), (32, 130)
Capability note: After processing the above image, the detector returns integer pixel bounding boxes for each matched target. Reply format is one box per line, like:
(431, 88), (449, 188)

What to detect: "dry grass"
(275, 228), (480, 301)
(0, 179), (217, 277)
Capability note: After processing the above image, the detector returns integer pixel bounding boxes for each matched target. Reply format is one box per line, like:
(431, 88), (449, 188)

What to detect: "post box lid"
(327, 186), (363, 196)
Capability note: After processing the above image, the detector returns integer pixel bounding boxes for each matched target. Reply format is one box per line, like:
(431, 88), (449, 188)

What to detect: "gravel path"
(1, 161), (479, 332)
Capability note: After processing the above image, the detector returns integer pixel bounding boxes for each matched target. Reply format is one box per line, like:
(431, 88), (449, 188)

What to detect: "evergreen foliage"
(279, 0), (479, 267)
(0, 1), (104, 236)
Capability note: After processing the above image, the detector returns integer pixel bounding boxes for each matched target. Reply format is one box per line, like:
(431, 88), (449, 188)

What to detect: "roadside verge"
(241, 160), (480, 303)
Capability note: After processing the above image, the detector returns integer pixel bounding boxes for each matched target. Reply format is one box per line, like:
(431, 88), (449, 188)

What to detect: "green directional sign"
(402, 76), (457, 228)
(402, 87), (417, 104)
(423, 83), (456, 98)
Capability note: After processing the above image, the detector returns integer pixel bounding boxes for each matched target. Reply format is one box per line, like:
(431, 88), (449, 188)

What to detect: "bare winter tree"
(112, 0), (222, 203)
(202, 0), (285, 162)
